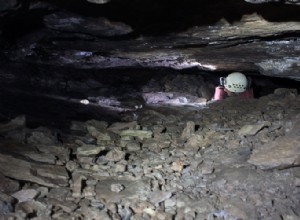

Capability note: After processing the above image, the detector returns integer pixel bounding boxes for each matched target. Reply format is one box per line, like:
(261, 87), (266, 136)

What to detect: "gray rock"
(111, 184), (125, 193)
(181, 121), (195, 141)
(81, 205), (112, 220)
(77, 146), (105, 156)
(71, 172), (87, 198)
(15, 200), (52, 219)
(176, 193), (215, 215)
(0, 173), (20, 193)
(248, 136), (300, 169)
(125, 141), (141, 152)
(54, 200), (78, 213)
(120, 129), (153, 140)
(106, 149), (125, 162)
(11, 189), (39, 203)
(150, 190), (172, 204)
(35, 145), (70, 164)
(96, 177), (151, 203)
(238, 121), (271, 136)
(0, 153), (69, 188)
(0, 192), (16, 204)
(0, 200), (13, 215)
(107, 121), (138, 134)
(23, 152), (56, 164)
(66, 160), (80, 172)
(86, 0), (110, 4)
(44, 12), (132, 37)
(274, 88), (297, 97)
(27, 130), (57, 145)
(48, 187), (70, 202)
(83, 185), (96, 197)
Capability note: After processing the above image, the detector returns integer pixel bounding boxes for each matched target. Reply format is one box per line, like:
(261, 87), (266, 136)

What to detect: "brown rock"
(248, 136), (300, 169)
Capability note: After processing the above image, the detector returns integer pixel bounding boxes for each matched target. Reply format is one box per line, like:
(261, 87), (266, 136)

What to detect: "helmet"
(223, 72), (248, 93)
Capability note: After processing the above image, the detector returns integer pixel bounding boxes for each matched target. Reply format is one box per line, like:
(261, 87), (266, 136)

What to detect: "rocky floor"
(0, 86), (300, 220)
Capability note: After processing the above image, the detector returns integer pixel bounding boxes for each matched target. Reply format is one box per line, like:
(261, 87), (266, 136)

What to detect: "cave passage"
(1, 66), (300, 130)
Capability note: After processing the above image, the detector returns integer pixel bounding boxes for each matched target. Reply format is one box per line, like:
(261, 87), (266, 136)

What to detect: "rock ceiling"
(1, 0), (300, 80)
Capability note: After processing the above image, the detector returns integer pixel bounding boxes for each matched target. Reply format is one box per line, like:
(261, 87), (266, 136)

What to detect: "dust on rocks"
(0, 88), (300, 219)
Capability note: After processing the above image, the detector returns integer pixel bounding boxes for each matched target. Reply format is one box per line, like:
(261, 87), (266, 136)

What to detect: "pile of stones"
(0, 88), (299, 220)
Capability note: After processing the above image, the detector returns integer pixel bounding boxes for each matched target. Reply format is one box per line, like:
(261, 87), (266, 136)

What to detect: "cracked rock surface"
(1, 1), (300, 80)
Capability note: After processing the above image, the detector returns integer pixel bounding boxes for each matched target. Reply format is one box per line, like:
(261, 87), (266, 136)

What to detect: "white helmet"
(223, 72), (248, 93)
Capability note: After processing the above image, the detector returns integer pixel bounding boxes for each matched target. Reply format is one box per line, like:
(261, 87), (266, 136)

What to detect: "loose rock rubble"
(0, 88), (300, 220)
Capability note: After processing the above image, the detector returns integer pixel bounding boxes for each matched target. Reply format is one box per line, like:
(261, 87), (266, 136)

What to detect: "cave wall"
(0, 0), (300, 80)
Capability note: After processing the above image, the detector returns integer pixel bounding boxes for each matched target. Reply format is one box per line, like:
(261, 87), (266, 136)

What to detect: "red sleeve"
(214, 86), (225, 100)
(239, 88), (254, 99)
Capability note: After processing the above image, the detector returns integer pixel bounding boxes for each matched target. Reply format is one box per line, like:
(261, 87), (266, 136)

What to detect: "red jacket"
(213, 86), (253, 100)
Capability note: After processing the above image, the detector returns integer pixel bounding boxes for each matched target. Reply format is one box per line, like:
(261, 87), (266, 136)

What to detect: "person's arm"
(239, 88), (254, 99)
(213, 86), (225, 100)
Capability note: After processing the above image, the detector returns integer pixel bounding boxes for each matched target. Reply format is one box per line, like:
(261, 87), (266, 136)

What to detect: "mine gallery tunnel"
(0, 0), (300, 219)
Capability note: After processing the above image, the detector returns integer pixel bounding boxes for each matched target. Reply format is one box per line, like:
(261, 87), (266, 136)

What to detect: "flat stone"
(107, 121), (138, 134)
(35, 145), (70, 164)
(120, 129), (153, 140)
(44, 12), (132, 37)
(23, 152), (56, 164)
(86, 0), (110, 4)
(0, 153), (68, 188)
(33, 164), (69, 186)
(11, 189), (39, 202)
(81, 205), (111, 220)
(238, 121), (271, 136)
(95, 177), (151, 203)
(125, 141), (141, 152)
(176, 193), (215, 214)
(54, 200), (78, 213)
(248, 136), (300, 169)
(48, 187), (70, 202)
(77, 146), (104, 156)
(95, 132), (112, 141)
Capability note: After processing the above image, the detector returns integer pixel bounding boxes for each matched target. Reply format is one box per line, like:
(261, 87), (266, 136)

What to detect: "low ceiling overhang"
(1, 0), (300, 80)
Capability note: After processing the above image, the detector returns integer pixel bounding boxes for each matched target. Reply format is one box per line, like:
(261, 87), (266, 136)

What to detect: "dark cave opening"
(0, 65), (300, 130)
